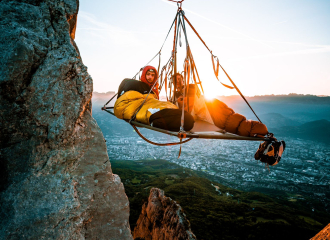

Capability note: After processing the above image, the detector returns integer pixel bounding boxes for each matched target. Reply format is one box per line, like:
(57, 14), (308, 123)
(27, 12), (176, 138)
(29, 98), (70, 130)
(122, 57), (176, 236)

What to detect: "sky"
(76, 0), (330, 97)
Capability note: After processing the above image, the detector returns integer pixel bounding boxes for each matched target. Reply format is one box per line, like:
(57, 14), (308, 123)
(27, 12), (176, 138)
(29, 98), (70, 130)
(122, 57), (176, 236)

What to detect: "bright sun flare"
(203, 83), (222, 100)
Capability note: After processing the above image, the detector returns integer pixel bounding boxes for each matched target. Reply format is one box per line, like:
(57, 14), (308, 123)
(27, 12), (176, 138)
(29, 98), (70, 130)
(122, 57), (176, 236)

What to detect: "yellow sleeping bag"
(114, 90), (178, 125)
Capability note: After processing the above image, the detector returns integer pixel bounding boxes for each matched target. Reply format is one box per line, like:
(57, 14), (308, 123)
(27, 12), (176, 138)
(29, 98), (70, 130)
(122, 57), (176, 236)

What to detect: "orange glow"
(202, 81), (222, 100)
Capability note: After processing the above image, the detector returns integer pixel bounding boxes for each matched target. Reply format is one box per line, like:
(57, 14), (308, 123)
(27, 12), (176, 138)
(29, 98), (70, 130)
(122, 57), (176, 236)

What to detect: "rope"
(132, 11), (179, 79)
(182, 14), (263, 123)
(158, 56), (173, 91)
(178, 11), (190, 133)
(218, 64), (263, 123)
(129, 76), (159, 122)
(157, 51), (161, 77)
(183, 15), (212, 53)
(131, 124), (193, 146)
(132, 52), (160, 79)
(103, 92), (118, 108)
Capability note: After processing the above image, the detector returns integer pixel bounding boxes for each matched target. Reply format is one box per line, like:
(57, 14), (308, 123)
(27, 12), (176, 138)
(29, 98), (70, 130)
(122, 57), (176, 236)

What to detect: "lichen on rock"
(0, 0), (132, 239)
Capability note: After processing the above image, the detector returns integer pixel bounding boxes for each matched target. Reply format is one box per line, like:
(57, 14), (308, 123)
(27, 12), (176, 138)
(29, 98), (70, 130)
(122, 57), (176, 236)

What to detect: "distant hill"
(272, 119), (330, 143)
(218, 94), (330, 105)
(92, 91), (116, 108)
(216, 94), (330, 123)
(259, 113), (301, 128)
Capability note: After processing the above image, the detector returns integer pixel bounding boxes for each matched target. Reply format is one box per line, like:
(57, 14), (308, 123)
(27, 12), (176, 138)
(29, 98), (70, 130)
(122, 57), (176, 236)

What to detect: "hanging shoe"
(255, 140), (286, 166)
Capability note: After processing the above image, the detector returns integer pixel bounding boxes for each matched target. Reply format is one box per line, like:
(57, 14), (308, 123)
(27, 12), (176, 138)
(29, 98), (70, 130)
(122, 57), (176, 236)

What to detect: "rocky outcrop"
(0, 0), (132, 239)
(133, 188), (196, 240)
(311, 223), (330, 240)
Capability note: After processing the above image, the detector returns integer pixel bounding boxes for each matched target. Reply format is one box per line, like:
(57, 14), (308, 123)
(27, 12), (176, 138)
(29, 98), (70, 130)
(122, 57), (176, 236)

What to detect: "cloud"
(77, 11), (141, 46)
(157, 2), (330, 62)
(272, 20), (288, 26)
(160, 0), (274, 49)
(227, 44), (330, 62)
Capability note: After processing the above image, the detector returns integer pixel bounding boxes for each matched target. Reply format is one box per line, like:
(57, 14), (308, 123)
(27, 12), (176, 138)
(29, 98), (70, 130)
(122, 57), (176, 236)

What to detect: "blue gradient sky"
(76, 0), (330, 97)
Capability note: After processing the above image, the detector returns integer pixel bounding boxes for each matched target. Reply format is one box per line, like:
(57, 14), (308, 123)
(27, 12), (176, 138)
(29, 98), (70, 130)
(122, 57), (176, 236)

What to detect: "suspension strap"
(188, 47), (204, 94)
(157, 51), (161, 77)
(183, 14), (263, 123)
(178, 11), (190, 132)
(103, 92), (118, 108)
(129, 76), (159, 122)
(183, 15), (234, 89)
(131, 124), (192, 146)
(183, 15), (212, 52)
(158, 55), (173, 100)
(132, 52), (160, 79)
(219, 64), (263, 123)
(132, 11), (179, 79)
(211, 55), (234, 89)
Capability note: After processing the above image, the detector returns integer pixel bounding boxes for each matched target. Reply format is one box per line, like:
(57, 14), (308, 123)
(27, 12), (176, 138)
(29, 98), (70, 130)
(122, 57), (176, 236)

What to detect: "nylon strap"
(132, 11), (179, 79)
(130, 76), (159, 122)
(104, 92), (118, 108)
(183, 15), (234, 89)
(183, 15), (211, 52)
(211, 55), (234, 89)
(157, 52), (161, 78)
(183, 14), (262, 123)
(131, 124), (192, 146)
(179, 11), (190, 132)
(219, 64), (263, 123)
(188, 48), (204, 94)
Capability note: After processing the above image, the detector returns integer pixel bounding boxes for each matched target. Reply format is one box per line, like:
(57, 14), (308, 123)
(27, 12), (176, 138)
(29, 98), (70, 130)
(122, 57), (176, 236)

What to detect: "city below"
(104, 129), (330, 212)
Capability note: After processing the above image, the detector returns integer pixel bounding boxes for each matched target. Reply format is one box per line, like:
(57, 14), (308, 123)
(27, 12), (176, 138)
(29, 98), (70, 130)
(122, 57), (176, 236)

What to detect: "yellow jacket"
(114, 91), (178, 124)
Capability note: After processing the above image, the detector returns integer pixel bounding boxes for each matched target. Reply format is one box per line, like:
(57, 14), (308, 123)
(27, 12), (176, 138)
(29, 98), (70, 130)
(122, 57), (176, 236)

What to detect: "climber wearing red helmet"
(140, 66), (159, 99)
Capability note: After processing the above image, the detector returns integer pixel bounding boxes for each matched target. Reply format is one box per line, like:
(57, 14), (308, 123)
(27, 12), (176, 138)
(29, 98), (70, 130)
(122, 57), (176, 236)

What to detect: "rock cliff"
(311, 223), (330, 240)
(133, 188), (196, 240)
(0, 0), (132, 239)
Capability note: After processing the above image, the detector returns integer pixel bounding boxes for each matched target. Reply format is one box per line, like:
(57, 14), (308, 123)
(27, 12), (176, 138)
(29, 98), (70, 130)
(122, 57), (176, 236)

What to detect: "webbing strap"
(104, 92), (118, 108)
(130, 12), (181, 122)
(183, 15), (234, 89)
(212, 55), (234, 89)
(183, 14), (263, 123)
(183, 15), (211, 52)
(178, 11), (190, 132)
(160, 11), (180, 51)
(132, 52), (160, 79)
(158, 56), (173, 100)
(131, 124), (192, 146)
(157, 52), (161, 77)
(132, 11), (179, 79)
(188, 48), (204, 94)
(219, 64), (263, 123)
(130, 76), (159, 122)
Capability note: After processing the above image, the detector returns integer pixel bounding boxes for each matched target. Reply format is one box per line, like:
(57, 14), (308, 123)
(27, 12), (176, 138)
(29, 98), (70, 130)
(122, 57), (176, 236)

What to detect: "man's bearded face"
(146, 71), (156, 83)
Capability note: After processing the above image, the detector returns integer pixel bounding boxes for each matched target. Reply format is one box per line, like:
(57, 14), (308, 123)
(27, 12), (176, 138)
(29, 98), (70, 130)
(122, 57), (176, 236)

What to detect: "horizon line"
(92, 92), (330, 98)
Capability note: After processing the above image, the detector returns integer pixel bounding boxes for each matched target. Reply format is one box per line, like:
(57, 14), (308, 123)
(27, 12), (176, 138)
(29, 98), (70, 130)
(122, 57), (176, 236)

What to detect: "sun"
(203, 83), (222, 100)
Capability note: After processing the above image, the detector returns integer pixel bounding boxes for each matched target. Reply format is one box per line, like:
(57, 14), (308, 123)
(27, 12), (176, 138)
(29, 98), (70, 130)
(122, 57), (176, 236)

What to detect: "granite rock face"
(0, 0), (132, 239)
(133, 188), (196, 240)
(311, 223), (330, 240)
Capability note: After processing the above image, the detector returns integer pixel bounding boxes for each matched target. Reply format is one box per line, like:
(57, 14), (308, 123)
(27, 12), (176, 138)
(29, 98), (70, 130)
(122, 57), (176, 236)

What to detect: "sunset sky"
(76, 0), (330, 97)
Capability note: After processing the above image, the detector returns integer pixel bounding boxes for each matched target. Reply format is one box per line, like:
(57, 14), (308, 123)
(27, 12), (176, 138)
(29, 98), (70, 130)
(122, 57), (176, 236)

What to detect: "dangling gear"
(255, 139), (286, 166)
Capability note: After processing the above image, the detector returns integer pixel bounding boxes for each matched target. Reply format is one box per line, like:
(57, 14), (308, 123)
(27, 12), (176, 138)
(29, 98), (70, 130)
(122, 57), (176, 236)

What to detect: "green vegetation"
(111, 159), (329, 240)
